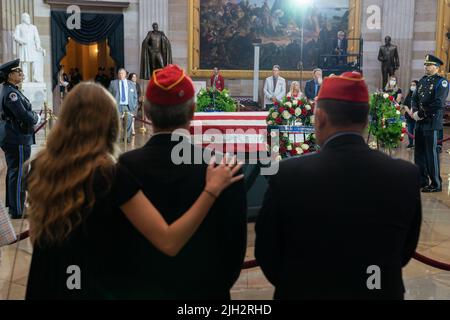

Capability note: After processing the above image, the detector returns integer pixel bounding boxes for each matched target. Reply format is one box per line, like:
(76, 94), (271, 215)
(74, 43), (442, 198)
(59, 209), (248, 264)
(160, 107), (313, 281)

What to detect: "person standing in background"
(210, 67), (225, 91)
(304, 69), (323, 101)
(403, 80), (419, 149)
(128, 73), (143, 136)
(263, 65), (286, 110)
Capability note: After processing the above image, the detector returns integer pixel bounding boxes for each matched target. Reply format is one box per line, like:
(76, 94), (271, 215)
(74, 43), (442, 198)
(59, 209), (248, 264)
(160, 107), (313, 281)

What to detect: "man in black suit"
(332, 31), (348, 66)
(304, 68), (323, 101)
(119, 65), (247, 299)
(255, 72), (422, 300)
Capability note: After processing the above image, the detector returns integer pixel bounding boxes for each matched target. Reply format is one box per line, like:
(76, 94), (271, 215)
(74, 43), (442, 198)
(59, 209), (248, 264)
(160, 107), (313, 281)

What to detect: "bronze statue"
(378, 36), (400, 89)
(140, 23), (172, 80)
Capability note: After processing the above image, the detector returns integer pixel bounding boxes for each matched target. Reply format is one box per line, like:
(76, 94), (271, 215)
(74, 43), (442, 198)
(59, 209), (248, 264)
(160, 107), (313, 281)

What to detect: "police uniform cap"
(0, 59), (21, 83)
(424, 54), (444, 66)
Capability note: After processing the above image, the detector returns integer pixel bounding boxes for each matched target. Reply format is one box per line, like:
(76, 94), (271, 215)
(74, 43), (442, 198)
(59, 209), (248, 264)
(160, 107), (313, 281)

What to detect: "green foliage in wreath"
(196, 88), (237, 112)
(369, 92), (407, 149)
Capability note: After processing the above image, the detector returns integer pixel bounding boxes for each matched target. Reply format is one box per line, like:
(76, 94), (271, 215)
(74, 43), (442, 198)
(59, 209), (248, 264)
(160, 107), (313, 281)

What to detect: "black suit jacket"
(332, 38), (348, 54)
(255, 134), (422, 300)
(305, 80), (320, 101)
(119, 133), (247, 299)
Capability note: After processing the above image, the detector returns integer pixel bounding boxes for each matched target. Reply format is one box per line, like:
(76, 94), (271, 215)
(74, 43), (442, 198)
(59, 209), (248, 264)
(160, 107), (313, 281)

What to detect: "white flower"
(396, 110), (401, 115)
(301, 144), (310, 151)
(292, 100), (299, 106)
(311, 134), (316, 140)
(295, 108), (302, 116)
(285, 102), (292, 108)
(294, 121), (303, 126)
(225, 93), (229, 97)
(402, 122), (407, 128)
(310, 116), (315, 124)
(401, 134), (405, 138)
(272, 146), (280, 153)
(267, 120), (274, 125)
(305, 105), (312, 111)
(276, 155), (283, 162)
(296, 148), (304, 155)
(287, 145), (293, 151)
(283, 133), (289, 138)
(271, 112), (279, 119)
(383, 93), (389, 99)
(282, 110), (292, 120)
(270, 131), (278, 138)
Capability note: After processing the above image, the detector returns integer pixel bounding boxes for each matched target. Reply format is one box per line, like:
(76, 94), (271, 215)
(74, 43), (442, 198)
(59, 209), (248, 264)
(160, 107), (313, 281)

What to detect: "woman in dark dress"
(25, 83), (243, 300)
(128, 73), (142, 135)
(403, 80), (419, 149)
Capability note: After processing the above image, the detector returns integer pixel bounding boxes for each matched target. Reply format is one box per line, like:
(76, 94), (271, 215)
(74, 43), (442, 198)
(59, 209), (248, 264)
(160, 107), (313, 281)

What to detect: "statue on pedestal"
(140, 23), (172, 80)
(378, 36), (400, 89)
(13, 13), (46, 83)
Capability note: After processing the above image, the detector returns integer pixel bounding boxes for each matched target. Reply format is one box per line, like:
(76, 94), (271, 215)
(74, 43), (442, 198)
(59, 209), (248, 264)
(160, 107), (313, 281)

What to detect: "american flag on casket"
(190, 112), (269, 153)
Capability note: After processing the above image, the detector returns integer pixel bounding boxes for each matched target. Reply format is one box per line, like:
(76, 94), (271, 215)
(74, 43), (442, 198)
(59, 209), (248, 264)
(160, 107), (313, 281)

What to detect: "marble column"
(381, 0), (416, 91)
(139, 0), (169, 44)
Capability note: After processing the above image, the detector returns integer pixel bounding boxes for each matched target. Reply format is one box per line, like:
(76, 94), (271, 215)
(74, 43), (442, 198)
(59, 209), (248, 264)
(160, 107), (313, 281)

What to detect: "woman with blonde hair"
(287, 81), (304, 99)
(25, 82), (243, 299)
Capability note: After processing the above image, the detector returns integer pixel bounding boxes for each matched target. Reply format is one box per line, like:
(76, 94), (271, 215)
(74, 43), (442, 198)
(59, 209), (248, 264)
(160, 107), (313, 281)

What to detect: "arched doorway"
(50, 10), (125, 112)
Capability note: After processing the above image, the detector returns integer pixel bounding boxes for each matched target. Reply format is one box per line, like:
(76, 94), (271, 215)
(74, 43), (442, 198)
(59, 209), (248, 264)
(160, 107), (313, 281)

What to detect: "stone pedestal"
(21, 82), (47, 111)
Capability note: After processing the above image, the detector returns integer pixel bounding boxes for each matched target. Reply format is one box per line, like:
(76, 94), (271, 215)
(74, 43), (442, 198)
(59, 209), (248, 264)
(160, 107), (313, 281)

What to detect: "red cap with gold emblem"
(146, 64), (195, 105)
(317, 71), (369, 103)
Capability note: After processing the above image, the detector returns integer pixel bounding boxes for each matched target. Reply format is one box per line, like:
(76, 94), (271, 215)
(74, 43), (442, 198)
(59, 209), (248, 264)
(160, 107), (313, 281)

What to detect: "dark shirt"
(26, 164), (142, 300)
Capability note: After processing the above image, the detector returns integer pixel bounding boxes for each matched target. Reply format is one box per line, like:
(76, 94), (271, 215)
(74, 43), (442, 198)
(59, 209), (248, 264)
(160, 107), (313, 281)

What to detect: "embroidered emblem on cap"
(9, 92), (18, 102)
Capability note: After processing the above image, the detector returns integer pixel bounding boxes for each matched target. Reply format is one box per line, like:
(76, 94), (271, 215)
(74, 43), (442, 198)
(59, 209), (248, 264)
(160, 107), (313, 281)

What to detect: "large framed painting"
(188, 0), (361, 79)
(436, 0), (450, 78)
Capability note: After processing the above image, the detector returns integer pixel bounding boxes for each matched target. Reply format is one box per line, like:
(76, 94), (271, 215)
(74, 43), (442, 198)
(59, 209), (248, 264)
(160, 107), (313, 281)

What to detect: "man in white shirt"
(109, 68), (138, 142)
(263, 65), (286, 110)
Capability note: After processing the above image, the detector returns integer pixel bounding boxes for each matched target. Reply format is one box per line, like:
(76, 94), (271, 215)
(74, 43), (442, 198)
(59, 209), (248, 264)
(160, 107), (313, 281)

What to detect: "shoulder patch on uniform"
(9, 92), (18, 102)
(443, 80), (448, 88)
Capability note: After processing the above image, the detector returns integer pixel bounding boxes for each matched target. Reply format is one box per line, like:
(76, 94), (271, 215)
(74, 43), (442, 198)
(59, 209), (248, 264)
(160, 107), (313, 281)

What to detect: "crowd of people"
(0, 51), (447, 299)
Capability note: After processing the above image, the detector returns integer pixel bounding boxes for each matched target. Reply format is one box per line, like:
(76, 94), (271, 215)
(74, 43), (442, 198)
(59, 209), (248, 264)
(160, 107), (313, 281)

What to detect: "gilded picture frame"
(436, 0), (450, 78)
(188, 0), (361, 80)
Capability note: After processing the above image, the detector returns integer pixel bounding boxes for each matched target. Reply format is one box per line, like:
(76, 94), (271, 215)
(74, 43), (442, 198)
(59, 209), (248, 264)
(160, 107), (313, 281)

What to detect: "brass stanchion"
(139, 104), (147, 134)
(42, 102), (48, 146)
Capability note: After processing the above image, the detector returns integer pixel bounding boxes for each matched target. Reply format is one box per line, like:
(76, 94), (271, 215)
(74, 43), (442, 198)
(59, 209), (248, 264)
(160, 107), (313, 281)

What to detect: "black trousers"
(414, 129), (441, 189)
(2, 144), (31, 217)
(382, 64), (395, 89)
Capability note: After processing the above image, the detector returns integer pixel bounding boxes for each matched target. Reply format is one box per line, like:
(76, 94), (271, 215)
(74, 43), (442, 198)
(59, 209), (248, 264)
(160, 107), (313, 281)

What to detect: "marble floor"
(1, 125), (450, 300)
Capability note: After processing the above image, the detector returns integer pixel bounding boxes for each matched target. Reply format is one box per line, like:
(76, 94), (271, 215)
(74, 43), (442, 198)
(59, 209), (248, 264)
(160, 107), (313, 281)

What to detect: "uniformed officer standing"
(412, 54), (450, 193)
(0, 59), (40, 219)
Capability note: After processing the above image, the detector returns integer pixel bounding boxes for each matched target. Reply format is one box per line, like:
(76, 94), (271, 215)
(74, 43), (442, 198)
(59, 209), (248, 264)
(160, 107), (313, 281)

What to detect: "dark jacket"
(413, 74), (449, 131)
(255, 134), (422, 300)
(378, 45), (400, 70)
(304, 79), (320, 101)
(332, 38), (348, 55)
(404, 90), (415, 123)
(119, 133), (247, 299)
(0, 82), (39, 146)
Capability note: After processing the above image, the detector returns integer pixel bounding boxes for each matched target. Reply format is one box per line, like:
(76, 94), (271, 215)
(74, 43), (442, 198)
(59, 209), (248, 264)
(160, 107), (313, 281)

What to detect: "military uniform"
(412, 55), (450, 192)
(0, 59), (40, 218)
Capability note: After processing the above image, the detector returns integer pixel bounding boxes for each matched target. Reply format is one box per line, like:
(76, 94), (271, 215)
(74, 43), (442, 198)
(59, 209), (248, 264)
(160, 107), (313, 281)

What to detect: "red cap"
(317, 72), (369, 103)
(146, 65), (195, 105)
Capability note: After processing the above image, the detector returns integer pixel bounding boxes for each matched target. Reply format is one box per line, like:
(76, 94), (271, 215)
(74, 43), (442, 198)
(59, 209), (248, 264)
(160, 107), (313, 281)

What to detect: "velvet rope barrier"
(406, 130), (450, 144)
(134, 117), (153, 126)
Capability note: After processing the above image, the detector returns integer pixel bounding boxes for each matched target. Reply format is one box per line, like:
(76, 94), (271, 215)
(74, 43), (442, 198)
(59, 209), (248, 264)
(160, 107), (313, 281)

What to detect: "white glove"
(36, 114), (42, 125)
(413, 112), (423, 122)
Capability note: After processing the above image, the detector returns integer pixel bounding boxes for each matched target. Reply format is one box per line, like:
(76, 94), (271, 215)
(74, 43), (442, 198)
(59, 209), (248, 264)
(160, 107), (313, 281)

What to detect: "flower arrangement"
(196, 88), (237, 112)
(266, 96), (318, 159)
(369, 92), (407, 149)
(266, 95), (315, 126)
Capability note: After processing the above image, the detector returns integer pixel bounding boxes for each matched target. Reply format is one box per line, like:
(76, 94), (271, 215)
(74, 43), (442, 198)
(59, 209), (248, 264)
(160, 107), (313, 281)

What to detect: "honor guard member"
(0, 59), (40, 219)
(412, 54), (450, 193)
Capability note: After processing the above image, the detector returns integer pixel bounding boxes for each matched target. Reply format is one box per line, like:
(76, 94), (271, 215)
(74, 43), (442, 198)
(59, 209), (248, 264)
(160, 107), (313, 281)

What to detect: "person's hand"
(205, 155), (244, 198)
(413, 112), (423, 122)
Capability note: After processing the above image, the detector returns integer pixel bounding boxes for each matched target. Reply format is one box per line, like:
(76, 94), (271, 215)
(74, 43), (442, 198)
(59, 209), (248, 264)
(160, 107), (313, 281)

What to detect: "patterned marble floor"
(1, 125), (450, 300)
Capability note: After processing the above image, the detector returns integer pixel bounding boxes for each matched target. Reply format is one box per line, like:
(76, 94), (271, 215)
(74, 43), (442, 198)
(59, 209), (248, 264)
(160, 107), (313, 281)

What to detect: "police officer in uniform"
(0, 59), (40, 219)
(412, 54), (449, 193)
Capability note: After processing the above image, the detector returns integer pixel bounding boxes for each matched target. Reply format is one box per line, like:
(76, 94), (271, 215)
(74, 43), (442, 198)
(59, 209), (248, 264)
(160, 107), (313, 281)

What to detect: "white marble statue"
(13, 13), (46, 83)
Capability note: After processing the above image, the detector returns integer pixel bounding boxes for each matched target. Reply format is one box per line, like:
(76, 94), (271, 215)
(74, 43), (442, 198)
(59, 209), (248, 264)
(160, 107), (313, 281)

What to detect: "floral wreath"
(266, 95), (318, 159)
(369, 92), (407, 149)
(196, 88), (237, 112)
